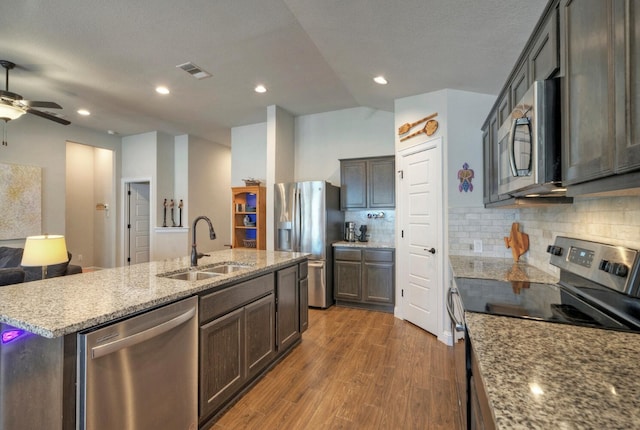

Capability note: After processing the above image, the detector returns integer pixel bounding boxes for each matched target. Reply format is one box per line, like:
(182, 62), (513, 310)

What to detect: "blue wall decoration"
(457, 162), (474, 192)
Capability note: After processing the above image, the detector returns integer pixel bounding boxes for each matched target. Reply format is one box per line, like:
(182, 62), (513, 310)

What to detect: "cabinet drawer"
(364, 249), (394, 263)
(200, 274), (274, 323)
(334, 248), (362, 261)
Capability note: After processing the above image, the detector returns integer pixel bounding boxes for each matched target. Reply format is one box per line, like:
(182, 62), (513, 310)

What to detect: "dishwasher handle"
(91, 306), (196, 359)
(446, 287), (465, 332)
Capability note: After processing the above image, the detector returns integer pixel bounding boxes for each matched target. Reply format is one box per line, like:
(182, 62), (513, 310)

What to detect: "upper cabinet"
(340, 156), (395, 210)
(481, 1), (560, 206)
(561, 0), (616, 185)
(562, 0), (640, 194)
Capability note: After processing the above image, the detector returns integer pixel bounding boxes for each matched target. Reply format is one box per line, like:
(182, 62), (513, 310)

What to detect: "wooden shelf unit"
(232, 186), (266, 249)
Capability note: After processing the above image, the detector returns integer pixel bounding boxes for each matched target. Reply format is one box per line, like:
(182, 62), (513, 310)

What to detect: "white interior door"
(128, 182), (150, 265)
(398, 139), (442, 336)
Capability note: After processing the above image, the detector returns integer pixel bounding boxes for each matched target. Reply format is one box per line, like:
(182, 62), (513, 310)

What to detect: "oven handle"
(508, 116), (532, 177)
(446, 286), (465, 332)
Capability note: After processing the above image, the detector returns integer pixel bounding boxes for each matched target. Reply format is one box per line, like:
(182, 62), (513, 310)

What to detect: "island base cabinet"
(0, 324), (64, 430)
(200, 308), (245, 417)
(276, 265), (300, 352)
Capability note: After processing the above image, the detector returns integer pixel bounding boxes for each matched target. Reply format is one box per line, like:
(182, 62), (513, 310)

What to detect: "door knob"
(425, 248), (436, 254)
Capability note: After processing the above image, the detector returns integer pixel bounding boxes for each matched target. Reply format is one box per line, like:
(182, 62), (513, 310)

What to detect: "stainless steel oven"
(497, 79), (562, 197)
(450, 237), (640, 429)
(446, 281), (468, 430)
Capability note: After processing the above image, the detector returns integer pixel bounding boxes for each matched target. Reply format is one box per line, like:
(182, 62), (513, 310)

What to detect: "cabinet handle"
(424, 248), (436, 254)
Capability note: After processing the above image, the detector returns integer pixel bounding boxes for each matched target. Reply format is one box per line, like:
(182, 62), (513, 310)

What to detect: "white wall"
(0, 115), (121, 250)
(231, 122), (267, 187)
(295, 107), (395, 185)
(188, 136), (231, 253)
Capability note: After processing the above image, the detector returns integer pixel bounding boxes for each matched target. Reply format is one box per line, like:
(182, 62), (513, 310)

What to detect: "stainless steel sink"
(200, 264), (250, 274)
(161, 271), (222, 281)
(159, 262), (252, 281)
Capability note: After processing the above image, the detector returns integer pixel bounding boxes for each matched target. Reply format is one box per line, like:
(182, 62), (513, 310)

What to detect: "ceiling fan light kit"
(0, 101), (26, 121)
(0, 60), (71, 127)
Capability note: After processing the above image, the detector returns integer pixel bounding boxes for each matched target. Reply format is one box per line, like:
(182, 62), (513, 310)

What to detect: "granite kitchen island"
(0, 249), (308, 429)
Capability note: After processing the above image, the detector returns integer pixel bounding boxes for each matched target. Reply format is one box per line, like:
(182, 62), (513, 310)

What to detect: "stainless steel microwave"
(497, 79), (562, 196)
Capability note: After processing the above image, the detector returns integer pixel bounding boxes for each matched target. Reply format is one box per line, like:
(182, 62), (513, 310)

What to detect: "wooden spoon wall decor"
(399, 119), (439, 142)
(397, 112), (438, 135)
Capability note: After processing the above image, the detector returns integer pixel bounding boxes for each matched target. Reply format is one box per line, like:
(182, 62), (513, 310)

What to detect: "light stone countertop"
(0, 249), (307, 338)
(450, 255), (640, 429)
(332, 240), (395, 249)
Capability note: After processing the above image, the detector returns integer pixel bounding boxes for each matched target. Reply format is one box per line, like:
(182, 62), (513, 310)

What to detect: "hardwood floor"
(210, 306), (461, 430)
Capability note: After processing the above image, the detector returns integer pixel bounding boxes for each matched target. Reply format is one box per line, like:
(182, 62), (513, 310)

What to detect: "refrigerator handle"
(295, 189), (302, 250)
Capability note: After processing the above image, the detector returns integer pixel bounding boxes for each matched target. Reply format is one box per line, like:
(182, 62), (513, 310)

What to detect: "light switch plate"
(473, 240), (483, 253)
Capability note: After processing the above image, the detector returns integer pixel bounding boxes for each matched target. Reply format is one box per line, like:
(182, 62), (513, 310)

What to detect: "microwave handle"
(508, 117), (532, 177)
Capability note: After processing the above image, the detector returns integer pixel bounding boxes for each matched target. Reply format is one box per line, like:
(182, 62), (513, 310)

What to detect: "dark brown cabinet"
(482, 1), (561, 206)
(340, 156), (395, 210)
(334, 247), (394, 313)
(299, 261), (309, 333)
(561, 0), (616, 185)
(199, 274), (275, 421)
(276, 265), (300, 352)
(562, 0), (640, 194)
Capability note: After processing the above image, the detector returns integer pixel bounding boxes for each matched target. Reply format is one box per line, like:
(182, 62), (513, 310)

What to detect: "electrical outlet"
(473, 240), (483, 253)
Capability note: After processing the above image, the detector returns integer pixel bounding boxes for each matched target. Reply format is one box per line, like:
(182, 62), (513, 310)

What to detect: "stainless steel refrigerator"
(274, 181), (343, 308)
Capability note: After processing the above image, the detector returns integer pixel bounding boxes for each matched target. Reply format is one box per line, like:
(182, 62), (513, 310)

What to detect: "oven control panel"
(568, 246), (594, 268)
(550, 236), (640, 296)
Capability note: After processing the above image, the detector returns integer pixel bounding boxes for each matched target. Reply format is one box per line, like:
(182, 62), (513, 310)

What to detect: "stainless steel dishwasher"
(78, 296), (198, 430)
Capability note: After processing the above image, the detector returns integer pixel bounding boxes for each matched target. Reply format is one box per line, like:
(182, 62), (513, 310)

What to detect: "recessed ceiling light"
(156, 86), (170, 95)
(254, 85), (267, 93)
(77, 109), (91, 116)
(373, 76), (388, 85)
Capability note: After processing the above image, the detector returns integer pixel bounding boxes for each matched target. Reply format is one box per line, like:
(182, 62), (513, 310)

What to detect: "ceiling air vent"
(176, 62), (212, 80)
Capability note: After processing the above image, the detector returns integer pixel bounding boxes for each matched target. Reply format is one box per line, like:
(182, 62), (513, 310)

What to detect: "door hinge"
(127, 190), (131, 195)
(397, 170), (404, 179)
(401, 230), (404, 238)
(127, 224), (131, 229)
(401, 289), (404, 297)
(127, 257), (131, 262)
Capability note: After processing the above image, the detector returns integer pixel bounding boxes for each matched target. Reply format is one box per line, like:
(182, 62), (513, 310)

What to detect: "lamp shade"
(21, 235), (68, 267)
(0, 102), (26, 121)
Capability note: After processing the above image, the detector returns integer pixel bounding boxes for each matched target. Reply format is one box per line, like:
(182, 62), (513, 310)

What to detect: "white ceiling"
(0, 0), (547, 146)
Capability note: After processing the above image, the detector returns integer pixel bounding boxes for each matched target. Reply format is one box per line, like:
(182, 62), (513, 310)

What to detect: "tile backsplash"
(448, 195), (640, 277)
(344, 210), (395, 243)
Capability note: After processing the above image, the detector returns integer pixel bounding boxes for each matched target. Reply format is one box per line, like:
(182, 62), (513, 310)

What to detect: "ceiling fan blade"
(26, 108), (71, 125)
(23, 100), (62, 109)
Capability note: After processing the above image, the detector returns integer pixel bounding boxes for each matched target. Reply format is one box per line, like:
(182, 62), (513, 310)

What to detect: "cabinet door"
(482, 124), (492, 205)
(363, 262), (394, 304)
(562, 0), (616, 184)
(334, 260), (362, 301)
(340, 160), (367, 209)
(245, 294), (276, 379)
(368, 157), (396, 208)
(530, 7), (560, 82)
(615, 1), (640, 173)
(299, 277), (309, 333)
(200, 307), (245, 417)
(497, 93), (511, 126)
(363, 250), (394, 304)
(276, 266), (300, 352)
(511, 60), (529, 105)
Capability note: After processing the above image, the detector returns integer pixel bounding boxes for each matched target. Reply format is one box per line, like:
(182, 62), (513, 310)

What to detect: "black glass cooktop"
(455, 277), (640, 332)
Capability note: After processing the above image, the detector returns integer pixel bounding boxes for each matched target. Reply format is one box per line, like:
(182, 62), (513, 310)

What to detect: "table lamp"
(21, 235), (68, 280)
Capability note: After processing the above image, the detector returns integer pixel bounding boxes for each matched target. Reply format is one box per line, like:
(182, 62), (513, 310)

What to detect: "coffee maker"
(357, 225), (368, 242)
(344, 222), (356, 242)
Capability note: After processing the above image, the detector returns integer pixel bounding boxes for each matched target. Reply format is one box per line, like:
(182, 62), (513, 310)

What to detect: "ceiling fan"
(0, 60), (71, 126)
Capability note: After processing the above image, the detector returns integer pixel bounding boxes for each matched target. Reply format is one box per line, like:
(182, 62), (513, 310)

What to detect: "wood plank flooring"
(210, 306), (461, 430)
